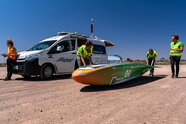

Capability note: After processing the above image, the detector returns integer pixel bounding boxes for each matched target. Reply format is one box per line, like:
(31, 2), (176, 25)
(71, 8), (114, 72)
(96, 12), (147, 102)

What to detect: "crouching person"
(146, 48), (158, 76)
(3, 39), (18, 81)
(76, 41), (94, 67)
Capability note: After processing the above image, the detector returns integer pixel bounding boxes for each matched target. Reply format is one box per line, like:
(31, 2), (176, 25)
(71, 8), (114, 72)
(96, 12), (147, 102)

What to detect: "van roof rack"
(70, 32), (89, 38)
(58, 32), (70, 35)
(58, 32), (89, 38)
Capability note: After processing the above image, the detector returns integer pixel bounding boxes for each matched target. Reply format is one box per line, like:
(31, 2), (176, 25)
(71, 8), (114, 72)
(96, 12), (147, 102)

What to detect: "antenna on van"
(91, 18), (94, 39)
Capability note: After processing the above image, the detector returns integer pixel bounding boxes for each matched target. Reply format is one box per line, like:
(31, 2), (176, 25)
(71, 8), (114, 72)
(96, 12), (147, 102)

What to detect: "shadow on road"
(15, 74), (72, 81)
(177, 77), (186, 78)
(80, 75), (167, 92)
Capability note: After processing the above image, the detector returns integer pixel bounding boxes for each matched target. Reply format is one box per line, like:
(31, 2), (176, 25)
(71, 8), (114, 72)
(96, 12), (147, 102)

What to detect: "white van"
(13, 32), (115, 79)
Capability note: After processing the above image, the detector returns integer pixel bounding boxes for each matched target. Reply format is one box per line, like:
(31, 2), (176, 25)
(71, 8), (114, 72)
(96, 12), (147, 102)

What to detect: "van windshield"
(28, 40), (56, 51)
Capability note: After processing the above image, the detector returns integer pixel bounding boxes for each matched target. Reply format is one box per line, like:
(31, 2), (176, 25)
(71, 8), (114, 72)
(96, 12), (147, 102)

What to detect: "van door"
(48, 39), (76, 73)
(92, 45), (107, 64)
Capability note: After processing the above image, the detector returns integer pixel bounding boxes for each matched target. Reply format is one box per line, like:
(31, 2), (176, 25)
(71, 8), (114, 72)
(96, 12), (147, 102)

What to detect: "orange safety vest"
(8, 46), (18, 60)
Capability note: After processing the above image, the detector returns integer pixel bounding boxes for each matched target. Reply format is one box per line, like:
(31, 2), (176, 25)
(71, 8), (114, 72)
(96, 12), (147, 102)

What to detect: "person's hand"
(169, 55), (171, 59)
(3, 54), (7, 57)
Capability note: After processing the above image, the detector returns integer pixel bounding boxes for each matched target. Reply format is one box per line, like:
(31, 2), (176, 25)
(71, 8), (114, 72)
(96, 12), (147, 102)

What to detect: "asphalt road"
(0, 65), (185, 124)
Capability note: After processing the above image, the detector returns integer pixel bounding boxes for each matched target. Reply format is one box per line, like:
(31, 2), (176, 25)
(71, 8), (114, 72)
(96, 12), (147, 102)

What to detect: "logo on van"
(57, 57), (74, 62)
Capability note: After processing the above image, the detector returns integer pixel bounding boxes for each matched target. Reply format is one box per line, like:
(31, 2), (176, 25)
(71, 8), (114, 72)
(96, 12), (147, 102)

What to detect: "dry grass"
(0, 63), (6, 67)
(125, 60), (186, 65)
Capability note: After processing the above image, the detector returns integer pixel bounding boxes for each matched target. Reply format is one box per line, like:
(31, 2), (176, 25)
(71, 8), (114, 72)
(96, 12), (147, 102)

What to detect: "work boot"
(171, 74), (175, 78)
(3, 77), (11, 81)
(149, 72), (154, 77)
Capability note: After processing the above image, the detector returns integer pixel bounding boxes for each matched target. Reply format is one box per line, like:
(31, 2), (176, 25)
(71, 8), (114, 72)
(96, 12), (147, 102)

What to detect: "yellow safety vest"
(170, 41), (183, 56)
(77, 45), (93, 58)
(146, 51), (158, 58)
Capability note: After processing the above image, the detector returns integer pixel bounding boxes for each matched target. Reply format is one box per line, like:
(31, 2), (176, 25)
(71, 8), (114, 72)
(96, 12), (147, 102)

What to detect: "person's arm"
(146, 52), (149, 65)
(146, 57), (149, 65)
(3, 54), (8, 58)
(8, 51), (17, 58)
(152, 58), (155, 66)
(79, 47), (86, 66)
(172, 47), (183, 52)
(172, 43), (184, 52)
(169, 44), (172, 59)
(152, 53), (157, 65)
(169, 50), (171, 59)
(178, 47), (183, 52)
(88, 56), (93, 65)
(80, 54), (86, 66)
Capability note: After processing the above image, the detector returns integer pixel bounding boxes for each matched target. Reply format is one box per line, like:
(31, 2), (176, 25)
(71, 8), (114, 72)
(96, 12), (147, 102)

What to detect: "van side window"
(71, 40), (75, 50)
(93, 45), (106, 54)
(77, 39), (87, 48)
(48, 40), (75, 54)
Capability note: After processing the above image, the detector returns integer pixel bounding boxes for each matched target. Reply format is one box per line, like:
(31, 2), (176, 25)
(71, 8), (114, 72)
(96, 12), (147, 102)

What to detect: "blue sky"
(0, 0), (186, 62)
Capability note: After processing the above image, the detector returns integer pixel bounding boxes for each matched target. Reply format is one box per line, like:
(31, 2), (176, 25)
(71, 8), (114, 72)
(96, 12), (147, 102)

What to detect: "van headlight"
(26, 53), (41, 60)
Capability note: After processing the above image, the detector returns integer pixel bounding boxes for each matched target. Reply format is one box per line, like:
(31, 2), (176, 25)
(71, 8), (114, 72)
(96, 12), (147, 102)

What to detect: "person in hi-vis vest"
(77, 41), (94, 67)
(3, 39), (18, 81)
(146, 48), (158, 76)
(169, 34), (184, 78)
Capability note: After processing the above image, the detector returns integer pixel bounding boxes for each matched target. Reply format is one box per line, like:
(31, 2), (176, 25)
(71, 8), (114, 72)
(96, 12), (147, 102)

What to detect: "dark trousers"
(170, 56), (181, 76)
(77, 56), (90, 67)
(148, 58), (155, 75)
(7, 58), (16, 78)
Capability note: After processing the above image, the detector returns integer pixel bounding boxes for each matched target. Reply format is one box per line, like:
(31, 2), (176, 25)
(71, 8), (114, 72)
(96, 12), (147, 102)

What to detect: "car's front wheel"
(40, 64), (54, 80)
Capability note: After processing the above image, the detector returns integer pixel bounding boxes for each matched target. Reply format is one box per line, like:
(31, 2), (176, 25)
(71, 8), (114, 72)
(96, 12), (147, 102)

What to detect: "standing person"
(146, 48), (158, 76)
(169, 34), (184, 78)
(3, 39), (18, 81)
(77, 41), (94, 67)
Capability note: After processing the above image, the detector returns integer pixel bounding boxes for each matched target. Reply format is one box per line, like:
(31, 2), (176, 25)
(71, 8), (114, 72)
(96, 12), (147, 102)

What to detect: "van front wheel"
(40, 64), (54, 80)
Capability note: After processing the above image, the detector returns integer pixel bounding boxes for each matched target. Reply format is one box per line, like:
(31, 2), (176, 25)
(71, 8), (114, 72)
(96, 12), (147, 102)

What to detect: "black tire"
(40, 64), (54, 80)
(21, 75), (31, 79)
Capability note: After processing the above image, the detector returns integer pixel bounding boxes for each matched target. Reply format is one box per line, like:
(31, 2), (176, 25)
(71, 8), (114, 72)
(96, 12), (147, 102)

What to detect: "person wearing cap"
(146, 49), (158, 76)
(77, 41), (93, 67)
(169, 34), (184, 78)
(3, 39), (18, 81)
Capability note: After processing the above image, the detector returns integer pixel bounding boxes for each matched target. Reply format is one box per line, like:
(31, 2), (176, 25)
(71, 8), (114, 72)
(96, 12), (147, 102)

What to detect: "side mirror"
(56, 46), (62, 52)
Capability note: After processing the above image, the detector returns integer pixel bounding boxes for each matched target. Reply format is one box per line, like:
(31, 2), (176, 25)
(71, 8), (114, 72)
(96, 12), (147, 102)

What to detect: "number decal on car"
(124, 70), (131, 78)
